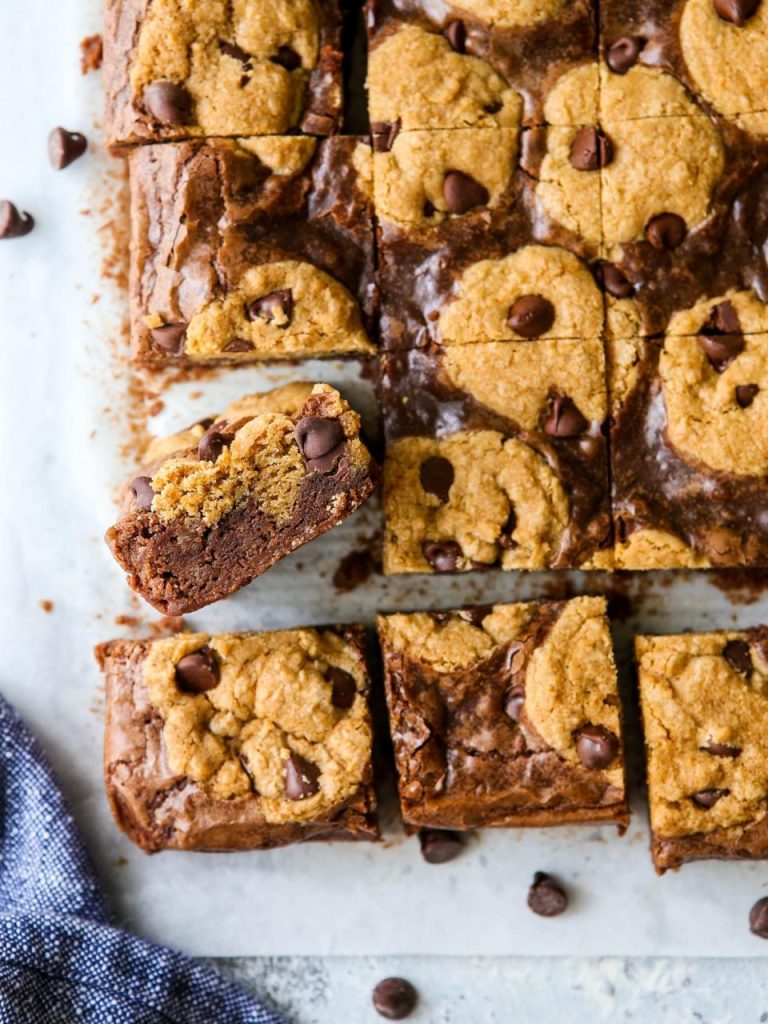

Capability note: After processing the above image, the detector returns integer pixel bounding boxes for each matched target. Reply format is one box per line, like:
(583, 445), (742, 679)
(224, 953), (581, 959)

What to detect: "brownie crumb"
(38, 600), (54, 614)
(80, 34), (103, 74)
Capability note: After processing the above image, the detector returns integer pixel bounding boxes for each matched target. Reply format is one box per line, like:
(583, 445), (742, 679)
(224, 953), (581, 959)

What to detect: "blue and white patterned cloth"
(0, 694), (285, 1023)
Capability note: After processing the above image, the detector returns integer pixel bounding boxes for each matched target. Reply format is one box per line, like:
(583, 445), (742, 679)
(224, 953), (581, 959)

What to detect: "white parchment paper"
(1, 0), (768, 959)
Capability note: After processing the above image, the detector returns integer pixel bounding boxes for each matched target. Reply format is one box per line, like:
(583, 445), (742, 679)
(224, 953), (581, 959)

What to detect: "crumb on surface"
(80, 34), (103, 74)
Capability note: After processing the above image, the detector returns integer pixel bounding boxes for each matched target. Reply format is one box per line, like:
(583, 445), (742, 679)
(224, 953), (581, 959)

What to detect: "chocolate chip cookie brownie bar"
(97, 625), (378, 852)
(106, 383), (379, 614)
(377, 597), (628, 831)
(637, 628), (768, 872)
(380, 340), (612, 573)
(104, 0), (343, 149)
(129, 136), (376, 364)
(610, 333), (768, 568)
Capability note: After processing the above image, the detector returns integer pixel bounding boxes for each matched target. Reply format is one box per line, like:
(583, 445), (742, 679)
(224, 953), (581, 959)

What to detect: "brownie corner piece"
(377, 596), (628, 832)
(106, 382), (379, 614)
(636, 627), (768, 872)
(104, 0), (344, 149)
(100, 626), (379, 852)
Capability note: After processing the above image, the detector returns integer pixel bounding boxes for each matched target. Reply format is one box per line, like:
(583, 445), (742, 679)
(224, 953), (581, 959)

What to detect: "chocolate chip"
(418, 828), (464, 864)
(245, 289), (293, 327)
(150, 323), (186, 356)
(222, 338), (255, 353)
(372, 977), (418, 1020)
(175, 645), (219, 693)
(507, 294), (556, 338)
(444, 19), (467, 52)
(703, 740), (742, 758)
(284, 752), (320, 800)
(504, 686), (525, 722)
(270, 46), (301, 71)
(698, 332), (745, 371)
(574, 724), (619, 769)
(723, 638), (753, 676)
(48, 127), (87, 170)
(714, 0), (760, 25)
(371, 119), (401, 152)
(328, 666), (356, 709)
(0, 200), (34, 239)
(645, 212), (687, 250)
(423, 199), (436, 217)
(143, 81), (193, 125)
(569, 126), (613, 171)
(527, 872), (568, 917)
(419, 456), (454, 502)
(606, 35), (645, 73)
(593, 260), (634, 298)
(219, 39), (252, 63)
(543, 396), (588, 437)
(421, 539), (462, 572)
(294, 416), (346, 473)
(498, 507), (518, 549)
(691, 788), (729, 808)
(130, 476), (155, 511)
(704, 299), (742, 335)
(736, 384), (759, 408)
(750, 896), (768, 938)
(197, 426), (234, 462)
(443, 170), (489, 214)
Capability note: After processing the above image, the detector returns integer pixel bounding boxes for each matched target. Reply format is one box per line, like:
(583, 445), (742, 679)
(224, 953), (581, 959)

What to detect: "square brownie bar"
(366, 0), (598, 134)
(377, 597), (628, 831)
(373, 127), (603, 349)
(609, 334), (768, 568)
(104, 0), (343, 149)
(106, 382), (379, 613)
(129, 136), (377, 364)
(97, 625), (378, 852)
(380, 339), (612, 573)
(637, 627), (768, 872)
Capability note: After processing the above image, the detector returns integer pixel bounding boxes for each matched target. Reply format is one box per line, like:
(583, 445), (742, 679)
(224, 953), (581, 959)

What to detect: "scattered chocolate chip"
(543, 395), (588, 437)
(444, 19), (467, 52)
(175, 645), (219, 693)
(443, 170), (489, 214)
(419, 456), (454, 502)
(593, 260), (634, 298)
(750, 896), (768, 938)
(723, 638), (753, 676)
(569, 126), (613, 171)
(48, 127), (87, 170)
(245, 288), (293, 326)
(219, 39), (252, 63)
(372, 977), (418, 1020)
(735, 383), (759, 408)
(130, 476), (155, 511)
(143, 80), (193, 125)
(527, 872), (568, 917)
(328, 666), (356, 709)
(697, 332), (745, 371)
(606, 35), (645, 73)
(371, 119), (401, 152)
(645, 212), (687, 250)
(284, 752), (321, 800)
(703, 740), (742, 758)
(691, 787), (729, 808)
(294, 416), (346, 473)
(574, 724), (619, 769)
(0, 200), (34, 239)
(421, 539), (462, 572)
(222, 338), (255, 353)
(271, 45), (301, 71)
(150, 322), (186, 356)
(419, 828), (464, 864)
(507, 294), (555, 338)
(714, 0), (760, 25)
(704, 299), (742, 335)
(504, 686), (525, 722)
(197, 426), (234, 462)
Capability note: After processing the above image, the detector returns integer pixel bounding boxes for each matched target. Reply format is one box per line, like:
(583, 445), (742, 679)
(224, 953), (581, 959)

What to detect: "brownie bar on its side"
(380, 340), (613, 573)
(104, 0), (343, 149)
(637, 628), (768, 872)
(106, 382), (379, 614)
(377, 597), (629, 831)
(129, 136), (376, 364)
(609, 334), (768, 569)
(97, 625), (379, 852)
